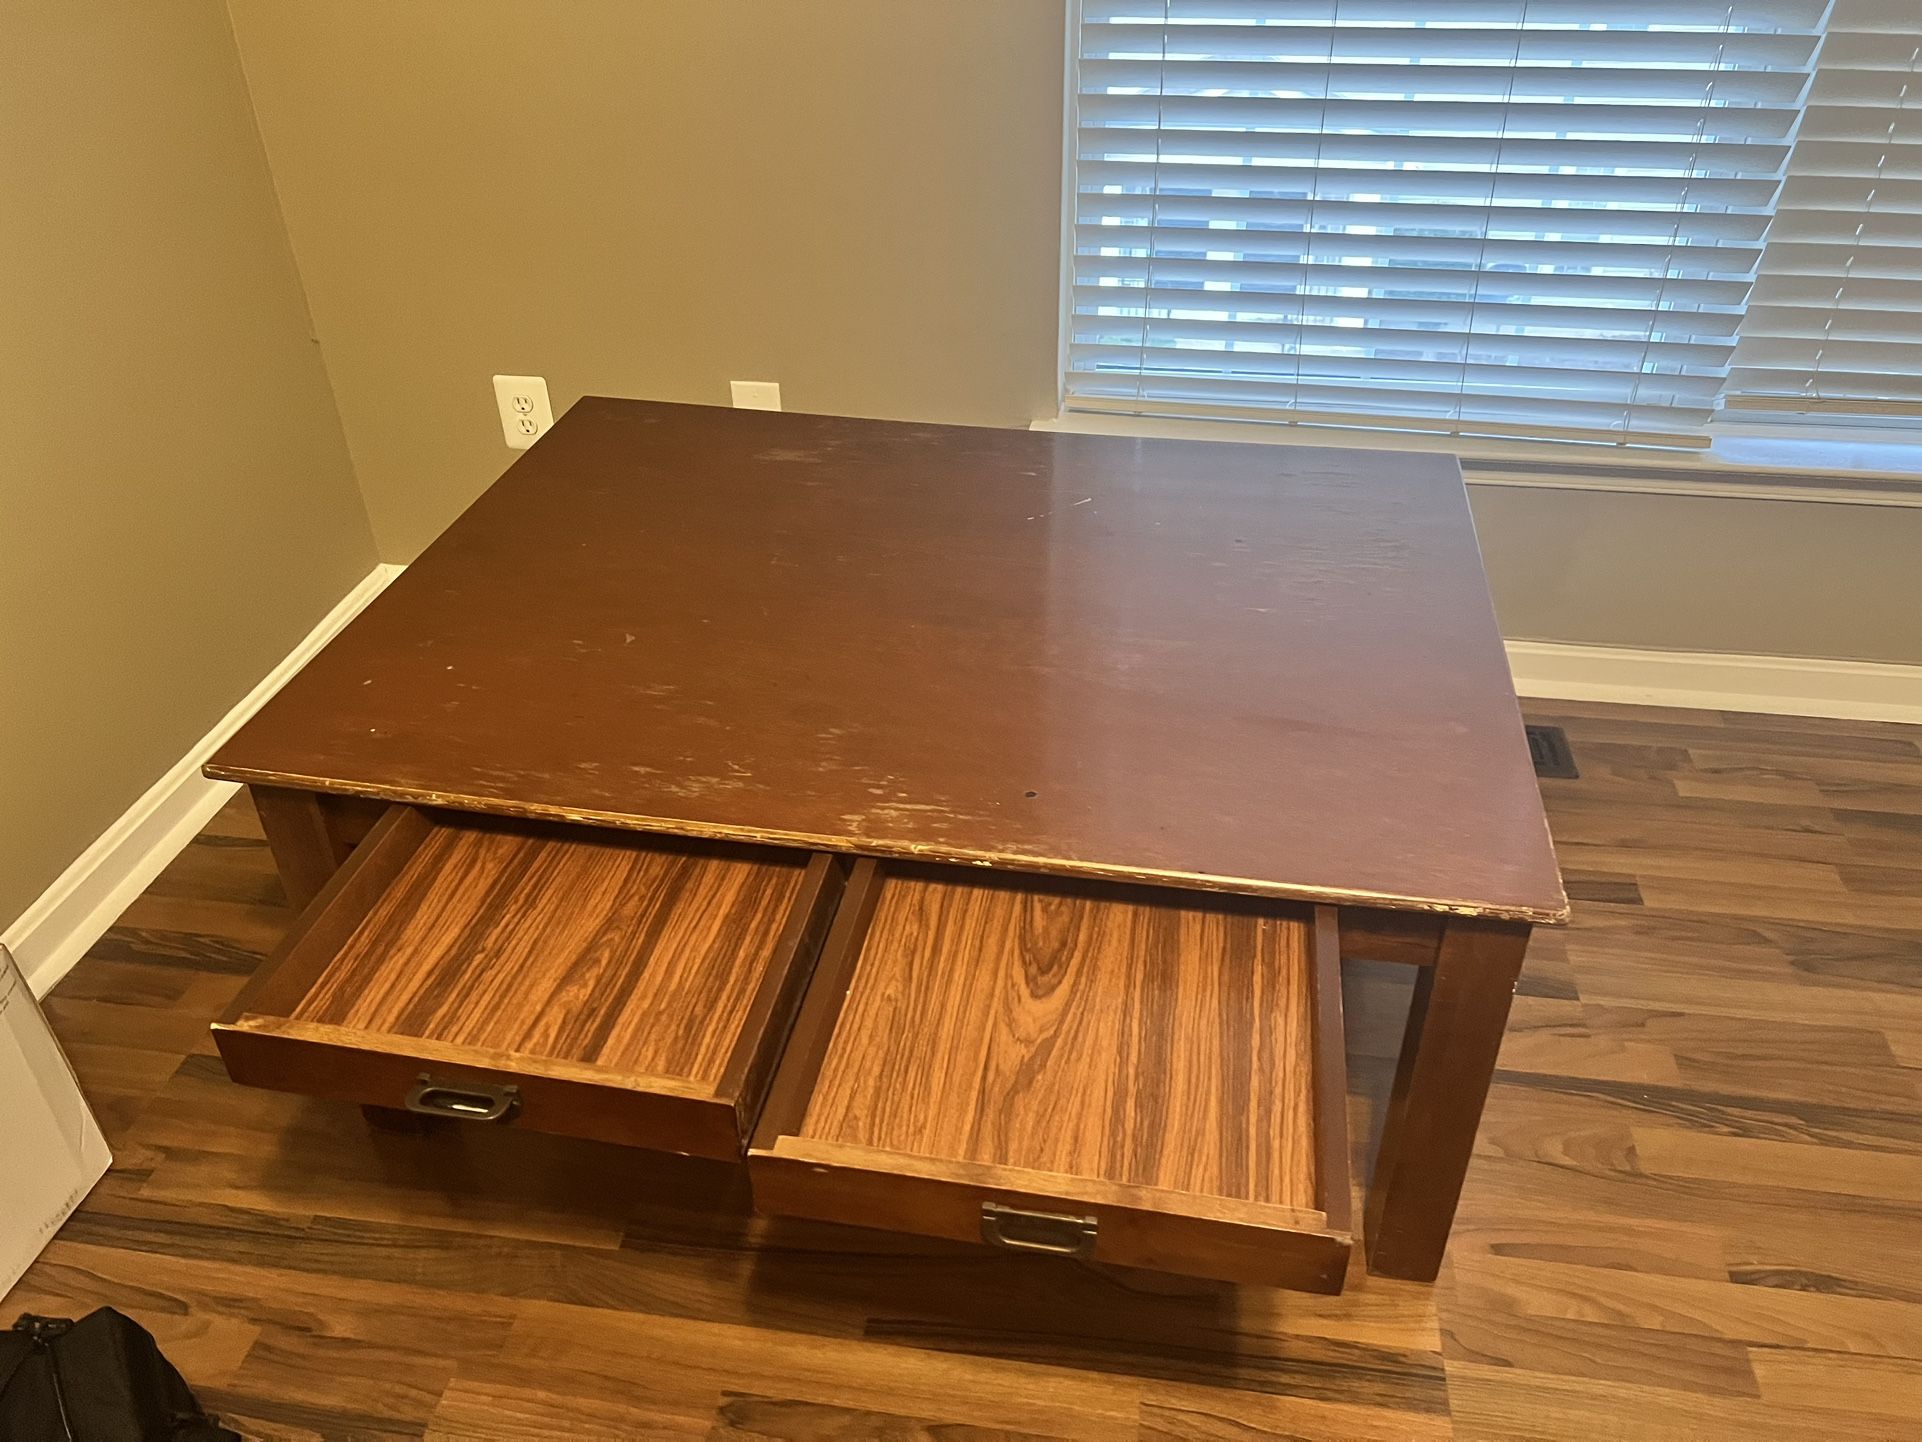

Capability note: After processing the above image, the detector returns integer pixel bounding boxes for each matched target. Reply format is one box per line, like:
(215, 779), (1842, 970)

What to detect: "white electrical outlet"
(492, 374), (554, 450)
(729, 380), (782, 411)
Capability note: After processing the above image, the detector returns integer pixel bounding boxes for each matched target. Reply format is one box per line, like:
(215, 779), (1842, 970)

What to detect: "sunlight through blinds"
(1066, 0), (1826, 447)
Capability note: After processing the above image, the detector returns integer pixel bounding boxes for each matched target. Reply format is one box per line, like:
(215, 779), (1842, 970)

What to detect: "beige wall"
(1, 0), (377, 926)
(225, 0), (1922, 665)
(1472, 486), (1922, 665)
(3, 4), (1908, 932)
(225, 0), (1067, 562)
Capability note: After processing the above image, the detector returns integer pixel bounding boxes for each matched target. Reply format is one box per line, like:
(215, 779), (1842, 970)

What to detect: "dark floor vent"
(1526, 724), (1579, 780)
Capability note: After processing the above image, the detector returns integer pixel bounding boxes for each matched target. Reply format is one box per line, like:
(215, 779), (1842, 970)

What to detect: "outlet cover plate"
(492, 375), (554, 449)
(729, 380), (782, 411)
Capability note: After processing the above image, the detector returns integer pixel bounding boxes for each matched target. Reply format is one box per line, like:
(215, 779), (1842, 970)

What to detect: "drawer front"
(214, 805), (845, 1160)
(747, 861), (1353, 1291)
(753, 1141), (1350, 1292)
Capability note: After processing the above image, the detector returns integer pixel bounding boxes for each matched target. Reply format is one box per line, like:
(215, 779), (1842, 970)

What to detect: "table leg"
(1363, 913), (1530, 1281)
(251, 785), (348, 912)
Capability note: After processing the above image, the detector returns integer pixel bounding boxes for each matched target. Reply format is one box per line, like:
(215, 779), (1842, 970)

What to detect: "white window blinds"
(1067, 0), (1827, 447)
(1728, 0), (1922, 419)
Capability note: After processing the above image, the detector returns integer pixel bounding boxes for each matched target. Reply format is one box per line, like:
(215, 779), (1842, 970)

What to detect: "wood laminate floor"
(6, 700), (1920, 1440)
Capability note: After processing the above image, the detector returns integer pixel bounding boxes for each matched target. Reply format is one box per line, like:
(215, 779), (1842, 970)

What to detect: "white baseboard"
(2, 563), (404, 998)
(1507, 640), (1922, 724)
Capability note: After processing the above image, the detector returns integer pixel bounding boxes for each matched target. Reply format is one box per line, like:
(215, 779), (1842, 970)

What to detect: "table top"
(210, 398), (1567, 924)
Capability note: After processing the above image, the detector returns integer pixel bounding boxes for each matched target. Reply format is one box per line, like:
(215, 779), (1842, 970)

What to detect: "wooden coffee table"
(205, 398), (1566, 1289)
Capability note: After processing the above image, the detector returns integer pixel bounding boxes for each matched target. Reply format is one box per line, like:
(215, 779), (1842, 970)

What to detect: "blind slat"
(1080, 252), (1756, 307)
(1080, 22), (1818, 68)
(1079, 92), (1804, 142)
(1081, 57), (1813, 105)
(1076, 281), (1747, 338)
(1078, 156), (1785, 207)
(1077, 227), (1766, 276)
(1066, 375), (1718, 435)
(1082, 130), (1795, 175)
(1077, 197), (1774, 244)
(1085, 0), (1827, 21)
(1072, 321), (1737, 372)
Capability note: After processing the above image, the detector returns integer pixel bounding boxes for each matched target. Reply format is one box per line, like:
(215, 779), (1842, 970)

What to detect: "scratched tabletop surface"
(209, 398), (1566, 923)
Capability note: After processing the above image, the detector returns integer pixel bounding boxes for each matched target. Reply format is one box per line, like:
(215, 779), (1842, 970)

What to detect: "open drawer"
(748, 861), (1353, 1292)
(213, 806), (845, 1160)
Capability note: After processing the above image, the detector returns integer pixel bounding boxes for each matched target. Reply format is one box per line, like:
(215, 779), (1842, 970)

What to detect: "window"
(1064, 1), (1907, 450)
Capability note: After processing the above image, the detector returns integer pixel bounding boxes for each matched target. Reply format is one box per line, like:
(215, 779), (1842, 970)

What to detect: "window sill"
(1029, 411), (1922, 509)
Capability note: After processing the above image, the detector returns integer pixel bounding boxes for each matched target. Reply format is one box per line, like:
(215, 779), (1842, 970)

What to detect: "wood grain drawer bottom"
(212, 805), (845, 1160)
(748, 860), (1353, 1292)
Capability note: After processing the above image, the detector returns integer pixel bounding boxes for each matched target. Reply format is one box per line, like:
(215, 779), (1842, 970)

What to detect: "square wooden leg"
(1363, 914), (1530, 1281)
(251, 785), (350, 912)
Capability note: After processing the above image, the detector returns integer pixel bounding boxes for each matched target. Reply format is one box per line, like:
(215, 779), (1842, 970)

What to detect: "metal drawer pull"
(980, 1202), (1098, 1258)
(404, 1074), (521, 1123)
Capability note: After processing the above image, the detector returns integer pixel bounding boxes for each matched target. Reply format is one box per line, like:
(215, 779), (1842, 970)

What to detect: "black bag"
(0, 1311), (239, 1442)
